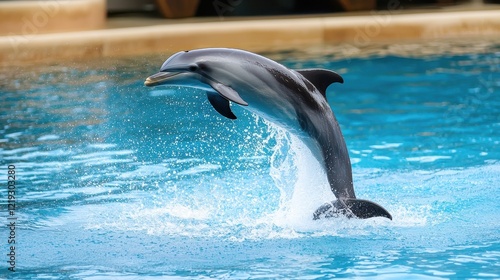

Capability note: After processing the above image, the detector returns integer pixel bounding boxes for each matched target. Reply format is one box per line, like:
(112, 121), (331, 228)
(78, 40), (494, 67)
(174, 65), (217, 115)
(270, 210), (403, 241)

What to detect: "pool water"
(1, 41), (499, 279)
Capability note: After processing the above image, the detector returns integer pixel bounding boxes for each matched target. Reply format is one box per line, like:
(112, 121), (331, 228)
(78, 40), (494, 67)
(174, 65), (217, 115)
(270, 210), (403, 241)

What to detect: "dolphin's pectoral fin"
(295, 69), (344, 99)
(313, 199), (392, 220)
(206, 92), (237, 119)
(207, 81), (248, 106)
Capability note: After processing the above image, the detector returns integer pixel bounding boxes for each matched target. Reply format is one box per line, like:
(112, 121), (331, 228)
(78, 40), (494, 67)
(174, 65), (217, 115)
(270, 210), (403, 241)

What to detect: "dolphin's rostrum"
(145, 48), (392, 220)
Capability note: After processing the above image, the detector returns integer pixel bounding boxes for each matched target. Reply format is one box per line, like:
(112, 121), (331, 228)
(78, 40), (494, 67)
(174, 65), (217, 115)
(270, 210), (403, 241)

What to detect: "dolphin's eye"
(188, 65), (198, 72)
(198, 63), (208, 71)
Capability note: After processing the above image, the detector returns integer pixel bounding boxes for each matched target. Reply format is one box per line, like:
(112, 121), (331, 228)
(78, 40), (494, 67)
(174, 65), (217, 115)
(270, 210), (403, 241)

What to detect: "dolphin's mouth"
(144, 72), (182, 87)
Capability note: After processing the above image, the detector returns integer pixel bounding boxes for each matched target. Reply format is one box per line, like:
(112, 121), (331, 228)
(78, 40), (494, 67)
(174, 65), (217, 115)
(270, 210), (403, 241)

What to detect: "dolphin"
(145, 48), (392, 220)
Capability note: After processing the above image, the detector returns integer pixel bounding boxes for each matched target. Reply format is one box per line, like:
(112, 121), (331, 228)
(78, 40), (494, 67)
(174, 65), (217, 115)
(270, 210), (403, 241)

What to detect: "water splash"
(85, 120), (407, 240)
(266, 124), (334, 230)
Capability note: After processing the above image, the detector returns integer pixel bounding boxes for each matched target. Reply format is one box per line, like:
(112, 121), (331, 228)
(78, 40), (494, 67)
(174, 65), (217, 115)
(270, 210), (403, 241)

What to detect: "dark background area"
(107, 0), (500, 18)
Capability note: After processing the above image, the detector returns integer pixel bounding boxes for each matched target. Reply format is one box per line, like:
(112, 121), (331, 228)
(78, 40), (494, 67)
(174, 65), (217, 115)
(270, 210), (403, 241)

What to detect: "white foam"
(370, 143), (403, 149)
(373, 156), (391, 160)
(406, 156), (451, 163)
(88, 143), (117, 149)
(178, 163), (221, 176)
(0, 146), (38, 155)
(5, 132), (23, 138)
(37, 134), (60, 141)
(351, 158), (362, 164)
(162, 204), (212, 220)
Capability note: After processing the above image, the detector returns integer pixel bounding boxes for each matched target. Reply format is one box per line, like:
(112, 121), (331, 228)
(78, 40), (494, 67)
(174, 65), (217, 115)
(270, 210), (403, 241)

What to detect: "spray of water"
(87, 116), (407, 239)
(264, 121), (334, 229)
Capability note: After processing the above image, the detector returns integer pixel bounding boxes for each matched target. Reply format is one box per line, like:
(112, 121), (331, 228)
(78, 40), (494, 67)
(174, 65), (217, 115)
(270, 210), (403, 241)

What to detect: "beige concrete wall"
(0, 0), (106, 36)
(0, 8), (499, 66)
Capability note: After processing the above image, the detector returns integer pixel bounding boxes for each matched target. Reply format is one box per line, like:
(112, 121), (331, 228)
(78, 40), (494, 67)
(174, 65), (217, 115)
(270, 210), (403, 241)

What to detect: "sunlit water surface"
(1, 40), (499, 279)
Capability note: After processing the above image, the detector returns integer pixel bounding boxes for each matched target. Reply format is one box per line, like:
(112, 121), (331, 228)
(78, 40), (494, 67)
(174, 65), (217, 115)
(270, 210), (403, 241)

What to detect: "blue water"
(1, 41), (499, 279)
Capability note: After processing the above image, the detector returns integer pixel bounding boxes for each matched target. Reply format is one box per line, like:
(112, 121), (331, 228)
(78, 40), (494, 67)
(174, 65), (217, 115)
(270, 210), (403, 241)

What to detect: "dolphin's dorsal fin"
(206, 92), (237, 119)
(207, 80), (248, 106)
(296, 69), (344, 98)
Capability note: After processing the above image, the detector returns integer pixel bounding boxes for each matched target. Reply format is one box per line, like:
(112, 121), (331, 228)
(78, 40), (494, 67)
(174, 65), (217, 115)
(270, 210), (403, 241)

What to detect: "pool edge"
(1, 9), (500, 66)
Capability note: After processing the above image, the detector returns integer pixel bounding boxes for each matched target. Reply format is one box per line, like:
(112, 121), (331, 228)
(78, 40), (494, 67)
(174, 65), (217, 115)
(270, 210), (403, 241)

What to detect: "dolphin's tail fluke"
(313, 199), (392, 220)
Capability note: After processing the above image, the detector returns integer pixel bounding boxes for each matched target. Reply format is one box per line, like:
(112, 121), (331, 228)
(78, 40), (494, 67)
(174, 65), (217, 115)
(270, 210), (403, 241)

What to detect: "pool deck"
(1, 5), (500, 66)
